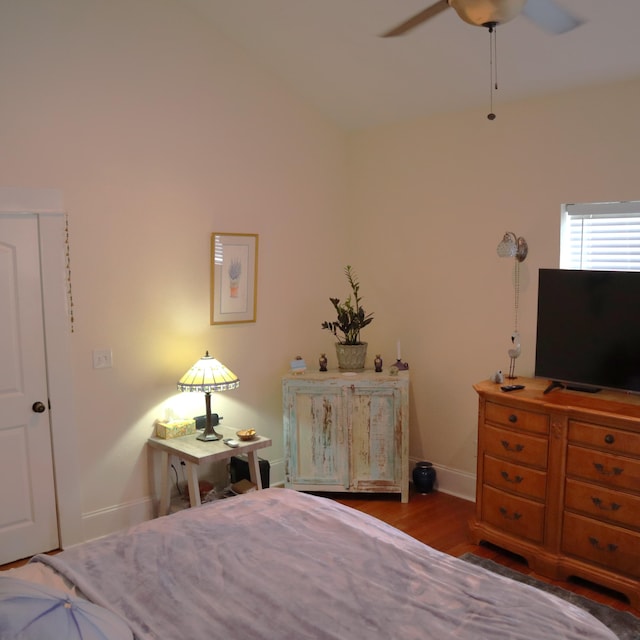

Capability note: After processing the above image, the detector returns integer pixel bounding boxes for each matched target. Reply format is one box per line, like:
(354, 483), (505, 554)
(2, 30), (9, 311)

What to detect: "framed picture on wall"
(211, 233), (258, 325)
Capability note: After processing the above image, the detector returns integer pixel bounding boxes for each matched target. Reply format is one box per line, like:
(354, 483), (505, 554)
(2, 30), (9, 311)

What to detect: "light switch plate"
(92, 349), (113, 369)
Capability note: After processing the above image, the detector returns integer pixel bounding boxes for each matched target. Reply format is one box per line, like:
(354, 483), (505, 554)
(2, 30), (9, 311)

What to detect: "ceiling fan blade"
(522, 0), (584, 34)
(381, 0), (450, 37)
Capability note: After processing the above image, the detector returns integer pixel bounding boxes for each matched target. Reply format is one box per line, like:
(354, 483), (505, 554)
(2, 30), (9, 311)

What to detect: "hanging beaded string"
(513, 259), (520, 334)
(65, 213), (75, 333)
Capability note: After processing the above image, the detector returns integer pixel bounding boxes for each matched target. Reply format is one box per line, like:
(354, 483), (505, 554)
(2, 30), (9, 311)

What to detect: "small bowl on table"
(236, 428), (257, 442)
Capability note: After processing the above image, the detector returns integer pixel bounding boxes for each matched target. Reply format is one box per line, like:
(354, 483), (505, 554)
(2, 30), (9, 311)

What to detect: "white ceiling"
(182, 0), (640, 130)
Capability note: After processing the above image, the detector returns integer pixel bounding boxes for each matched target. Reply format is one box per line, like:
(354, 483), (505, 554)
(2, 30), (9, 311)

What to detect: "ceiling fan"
(382, 0), (583, 37)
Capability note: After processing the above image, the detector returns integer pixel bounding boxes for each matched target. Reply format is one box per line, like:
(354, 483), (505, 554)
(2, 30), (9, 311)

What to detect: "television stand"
(470, 376), (640, 608)
(543, 380), (565, 394)
(543, 380), (601, 394)
(566, 383), (601, 393)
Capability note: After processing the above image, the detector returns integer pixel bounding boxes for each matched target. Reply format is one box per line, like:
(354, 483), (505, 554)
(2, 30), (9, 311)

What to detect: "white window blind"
(560, 201), (640, 271)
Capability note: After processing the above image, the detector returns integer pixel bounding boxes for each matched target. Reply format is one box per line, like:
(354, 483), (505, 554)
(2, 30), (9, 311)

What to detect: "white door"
(0, 215), (59, 564)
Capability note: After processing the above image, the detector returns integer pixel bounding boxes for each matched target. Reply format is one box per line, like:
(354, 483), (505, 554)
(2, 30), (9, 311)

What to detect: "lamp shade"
(497, 231), (528, 262)
(177, 352), (239, 393)
(497, 232), (517, 258)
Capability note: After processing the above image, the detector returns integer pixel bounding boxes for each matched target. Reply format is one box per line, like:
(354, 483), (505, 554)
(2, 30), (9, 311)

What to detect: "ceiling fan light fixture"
(449, 0), (527, 27)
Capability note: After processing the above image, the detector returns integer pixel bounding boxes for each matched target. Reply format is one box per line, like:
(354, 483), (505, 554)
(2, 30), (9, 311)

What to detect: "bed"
(0, 488), (618, 639)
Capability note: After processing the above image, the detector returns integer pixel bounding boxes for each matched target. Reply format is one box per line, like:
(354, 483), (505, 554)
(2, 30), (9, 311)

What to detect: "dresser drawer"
(569, 421), (640, 457)
(482, 485), (545, 543)
(566, 445), (640, 493)
(484, 454), (547, 501)
(562, 512), (640, 579)
(565, 478), (640, 530)
(485, 401), (549, 435)
(483, 424), (548, 469)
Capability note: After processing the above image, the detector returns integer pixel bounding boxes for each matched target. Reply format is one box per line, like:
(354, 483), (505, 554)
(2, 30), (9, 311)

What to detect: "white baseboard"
(76, 459), (474, 545)
(80, 496), (154, 544)
(78, 459), (286, 544)
(410, 459), (476, 502)
(267, 458), (284, 486)
(273, 460), (476, 502)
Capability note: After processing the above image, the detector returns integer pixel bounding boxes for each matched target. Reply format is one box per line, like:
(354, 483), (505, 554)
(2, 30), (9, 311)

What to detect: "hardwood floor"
(1, 488), (636, 616)
(331, 489), (638, 614)
(0, 549), (59, 572)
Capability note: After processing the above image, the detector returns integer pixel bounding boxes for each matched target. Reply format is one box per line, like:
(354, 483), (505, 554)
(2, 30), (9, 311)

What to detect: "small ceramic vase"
(413, 461), (436, 494)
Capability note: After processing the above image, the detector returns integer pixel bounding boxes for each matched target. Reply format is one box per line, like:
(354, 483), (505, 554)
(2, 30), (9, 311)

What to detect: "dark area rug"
(460, 553), (640, 639)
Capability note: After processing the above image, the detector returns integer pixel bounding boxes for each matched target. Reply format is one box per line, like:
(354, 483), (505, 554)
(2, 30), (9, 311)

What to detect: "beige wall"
(348, 78), (640, 490)
(0, 0), (349, 536)
(1, 0), (639, 539)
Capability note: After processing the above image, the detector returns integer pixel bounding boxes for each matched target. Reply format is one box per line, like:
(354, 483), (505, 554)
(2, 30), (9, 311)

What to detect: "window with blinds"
(560, 201), (640, 271)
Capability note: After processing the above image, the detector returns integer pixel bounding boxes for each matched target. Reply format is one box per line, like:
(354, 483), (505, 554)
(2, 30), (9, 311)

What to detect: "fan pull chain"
(65, 213), (75, 333)
(487, 23), (498, 120)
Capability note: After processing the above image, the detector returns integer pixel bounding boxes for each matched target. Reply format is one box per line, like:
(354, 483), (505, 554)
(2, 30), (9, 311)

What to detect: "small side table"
(148, 426), (272, 516)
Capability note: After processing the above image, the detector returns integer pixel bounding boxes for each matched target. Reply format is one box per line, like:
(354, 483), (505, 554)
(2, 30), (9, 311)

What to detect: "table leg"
(185, 461), (201, 507)
(158, 450), (170, 517)
(247, 451), (263, 489)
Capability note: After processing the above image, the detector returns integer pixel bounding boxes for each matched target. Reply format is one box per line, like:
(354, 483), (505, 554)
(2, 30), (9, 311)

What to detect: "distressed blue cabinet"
(283, 371), (409, 502)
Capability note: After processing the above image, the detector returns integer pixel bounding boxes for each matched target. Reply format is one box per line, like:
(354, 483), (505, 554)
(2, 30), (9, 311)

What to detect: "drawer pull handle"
(499, 506), (522, 521)
(501, 440), (524, 453)
(500, 471), (523, 484)
(508, 414), (518, 423)
(588, 536), (618, 553)
(591, 497), (621, 511)
(604, 434), (615, 444)
(593, 462), (623, 477)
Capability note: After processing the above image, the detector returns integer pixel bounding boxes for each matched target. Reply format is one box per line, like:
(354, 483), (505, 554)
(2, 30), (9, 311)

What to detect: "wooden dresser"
(470, 377), (640, 608)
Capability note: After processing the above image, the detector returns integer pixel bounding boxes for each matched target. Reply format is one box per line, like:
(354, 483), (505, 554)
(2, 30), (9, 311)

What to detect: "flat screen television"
(534, 268), (640, 394)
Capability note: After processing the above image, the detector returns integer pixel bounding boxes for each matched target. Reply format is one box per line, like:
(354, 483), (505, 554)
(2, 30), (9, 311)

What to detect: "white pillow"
(0, 575), (132, 640)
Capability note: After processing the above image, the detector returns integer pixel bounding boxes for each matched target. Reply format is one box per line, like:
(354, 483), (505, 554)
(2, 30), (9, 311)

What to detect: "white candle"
(397, 340), (401, 361)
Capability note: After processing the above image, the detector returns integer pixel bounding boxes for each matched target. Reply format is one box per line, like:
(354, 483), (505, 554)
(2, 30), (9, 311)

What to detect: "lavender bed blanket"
(33, 489), (616, 640)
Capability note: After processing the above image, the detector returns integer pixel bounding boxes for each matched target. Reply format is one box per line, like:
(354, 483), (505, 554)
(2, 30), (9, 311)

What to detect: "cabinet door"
(284, 382), (348, 489)
(349, 384), (403, 492)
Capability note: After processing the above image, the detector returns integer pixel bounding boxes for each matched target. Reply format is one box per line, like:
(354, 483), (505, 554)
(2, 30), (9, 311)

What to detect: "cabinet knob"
(508, 414), (518, 423)
(604, 434), (615, 444)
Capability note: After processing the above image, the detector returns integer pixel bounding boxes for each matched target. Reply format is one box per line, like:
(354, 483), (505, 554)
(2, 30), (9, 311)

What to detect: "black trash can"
(230, 454), (270, 489)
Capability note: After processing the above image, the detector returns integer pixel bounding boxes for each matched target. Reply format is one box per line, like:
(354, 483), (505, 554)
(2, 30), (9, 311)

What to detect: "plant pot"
(335, 342), (367, 371)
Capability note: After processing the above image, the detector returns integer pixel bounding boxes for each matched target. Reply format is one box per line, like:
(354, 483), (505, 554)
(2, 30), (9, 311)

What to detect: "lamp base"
(196, 429), (223, 442)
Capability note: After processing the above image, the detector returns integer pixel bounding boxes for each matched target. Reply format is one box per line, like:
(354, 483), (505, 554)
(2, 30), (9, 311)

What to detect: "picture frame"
(211, 233), (258, 325)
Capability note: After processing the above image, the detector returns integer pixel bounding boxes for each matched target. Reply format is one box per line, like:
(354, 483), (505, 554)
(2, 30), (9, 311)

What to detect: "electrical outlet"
(92, 348), (113, 369)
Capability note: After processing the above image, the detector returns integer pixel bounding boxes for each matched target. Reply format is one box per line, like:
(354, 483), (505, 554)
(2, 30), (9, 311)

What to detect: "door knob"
(32, 401), (46, 413)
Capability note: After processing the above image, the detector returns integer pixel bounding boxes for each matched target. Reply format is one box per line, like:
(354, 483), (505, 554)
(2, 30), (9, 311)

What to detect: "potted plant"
(321, 265), (374, 370)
